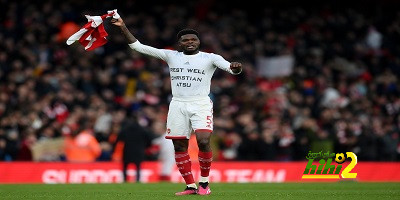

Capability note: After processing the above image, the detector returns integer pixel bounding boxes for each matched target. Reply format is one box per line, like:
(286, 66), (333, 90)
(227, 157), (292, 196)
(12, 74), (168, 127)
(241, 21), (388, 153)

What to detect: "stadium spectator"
(113, 113), (156, 183)
(151, 120), (175, 182)
(64, 119), (102, 162)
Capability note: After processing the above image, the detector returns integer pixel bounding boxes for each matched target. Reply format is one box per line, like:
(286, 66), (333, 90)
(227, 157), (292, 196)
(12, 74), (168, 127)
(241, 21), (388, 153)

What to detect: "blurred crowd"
(0, 0), (399, 162)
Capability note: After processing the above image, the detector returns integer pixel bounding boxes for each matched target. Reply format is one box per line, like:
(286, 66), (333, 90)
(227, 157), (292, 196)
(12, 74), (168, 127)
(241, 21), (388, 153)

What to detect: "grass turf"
(0, 182), (399, 200)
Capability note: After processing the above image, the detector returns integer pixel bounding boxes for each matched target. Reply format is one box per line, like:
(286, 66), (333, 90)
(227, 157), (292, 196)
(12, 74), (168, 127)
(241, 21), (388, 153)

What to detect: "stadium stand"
(0, 0), (399, 162)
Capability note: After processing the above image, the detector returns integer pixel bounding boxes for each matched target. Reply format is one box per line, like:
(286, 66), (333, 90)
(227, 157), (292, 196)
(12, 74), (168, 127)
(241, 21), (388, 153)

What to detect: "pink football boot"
(198, 182), (211, 195)
(175, 187), (197, 196)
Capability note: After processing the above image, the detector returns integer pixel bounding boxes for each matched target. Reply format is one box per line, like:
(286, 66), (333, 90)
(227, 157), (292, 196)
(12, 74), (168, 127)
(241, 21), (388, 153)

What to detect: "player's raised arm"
(110, 13), (168, 61)
(111, 18), (137, 44)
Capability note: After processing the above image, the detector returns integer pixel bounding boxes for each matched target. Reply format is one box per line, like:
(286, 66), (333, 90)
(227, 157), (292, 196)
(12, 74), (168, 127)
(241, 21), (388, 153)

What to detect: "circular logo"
(335, 153), (346, 164)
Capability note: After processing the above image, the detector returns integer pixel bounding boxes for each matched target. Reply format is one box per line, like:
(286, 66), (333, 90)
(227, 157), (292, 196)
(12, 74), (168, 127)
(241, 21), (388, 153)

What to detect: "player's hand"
(230, 62), (242, 74)
(111, 18), (124, 27)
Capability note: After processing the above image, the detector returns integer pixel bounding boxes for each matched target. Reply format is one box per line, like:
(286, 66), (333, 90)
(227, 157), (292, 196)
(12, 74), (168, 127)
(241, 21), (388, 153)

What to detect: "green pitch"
(0, 182), (399, 200)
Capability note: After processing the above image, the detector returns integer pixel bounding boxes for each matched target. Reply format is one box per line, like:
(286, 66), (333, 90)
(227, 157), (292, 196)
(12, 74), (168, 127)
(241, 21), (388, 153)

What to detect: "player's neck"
(183, 50), (199, 55)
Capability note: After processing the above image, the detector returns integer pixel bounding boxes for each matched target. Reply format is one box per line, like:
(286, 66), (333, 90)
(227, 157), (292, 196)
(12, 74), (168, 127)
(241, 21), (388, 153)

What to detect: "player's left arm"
(212, 54), (242, 75)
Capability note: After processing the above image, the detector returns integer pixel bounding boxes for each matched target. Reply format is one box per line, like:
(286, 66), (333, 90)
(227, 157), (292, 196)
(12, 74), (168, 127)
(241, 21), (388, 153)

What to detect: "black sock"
(199, 182), (209, 189)
(186, 186), (197, 190)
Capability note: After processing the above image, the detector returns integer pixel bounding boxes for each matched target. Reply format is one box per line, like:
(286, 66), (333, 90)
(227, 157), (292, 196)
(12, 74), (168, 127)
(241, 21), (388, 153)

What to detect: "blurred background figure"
(151, 120), (175, 182)
(113, 113), (156, 183)
(64, 118), (101, 162)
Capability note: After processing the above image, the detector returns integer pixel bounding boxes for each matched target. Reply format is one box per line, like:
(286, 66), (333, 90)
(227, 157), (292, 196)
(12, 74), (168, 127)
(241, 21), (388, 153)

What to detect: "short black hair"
(177, 28), (199, 40)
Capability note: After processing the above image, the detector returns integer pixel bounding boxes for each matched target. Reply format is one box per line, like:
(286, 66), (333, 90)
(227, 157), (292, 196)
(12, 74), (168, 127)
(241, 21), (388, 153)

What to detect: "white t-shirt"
(129, 41), (240, 99)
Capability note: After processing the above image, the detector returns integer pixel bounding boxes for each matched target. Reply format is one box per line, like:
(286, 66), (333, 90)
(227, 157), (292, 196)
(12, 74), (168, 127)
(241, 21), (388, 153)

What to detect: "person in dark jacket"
(115, 116), (156, 182)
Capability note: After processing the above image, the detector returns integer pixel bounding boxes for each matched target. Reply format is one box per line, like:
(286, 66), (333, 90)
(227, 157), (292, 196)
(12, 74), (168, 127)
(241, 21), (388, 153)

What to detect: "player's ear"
(177, 41), (183, 51)
(177, 39), (183, 47)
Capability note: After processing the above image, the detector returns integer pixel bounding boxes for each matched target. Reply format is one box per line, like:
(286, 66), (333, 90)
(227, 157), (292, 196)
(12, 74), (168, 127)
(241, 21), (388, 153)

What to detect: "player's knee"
(173, 143), (187, 152)
(172, 140), (189, 152)
(197, 138), (210, 150)
(174, 145), (187, 152)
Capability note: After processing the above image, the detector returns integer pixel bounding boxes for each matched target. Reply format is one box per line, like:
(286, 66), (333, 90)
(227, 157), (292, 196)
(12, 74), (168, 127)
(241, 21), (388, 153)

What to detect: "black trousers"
(122, 161), (142, 182)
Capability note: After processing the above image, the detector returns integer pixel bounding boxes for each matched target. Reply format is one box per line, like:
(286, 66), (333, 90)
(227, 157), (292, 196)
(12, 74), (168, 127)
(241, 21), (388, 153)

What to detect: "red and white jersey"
(129, 41), (239, 99)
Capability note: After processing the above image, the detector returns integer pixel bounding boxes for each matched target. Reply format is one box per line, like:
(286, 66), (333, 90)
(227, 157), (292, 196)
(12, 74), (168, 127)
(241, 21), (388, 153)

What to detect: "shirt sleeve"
(128, 41), (169, 61)
(211, 53), (241, 75)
